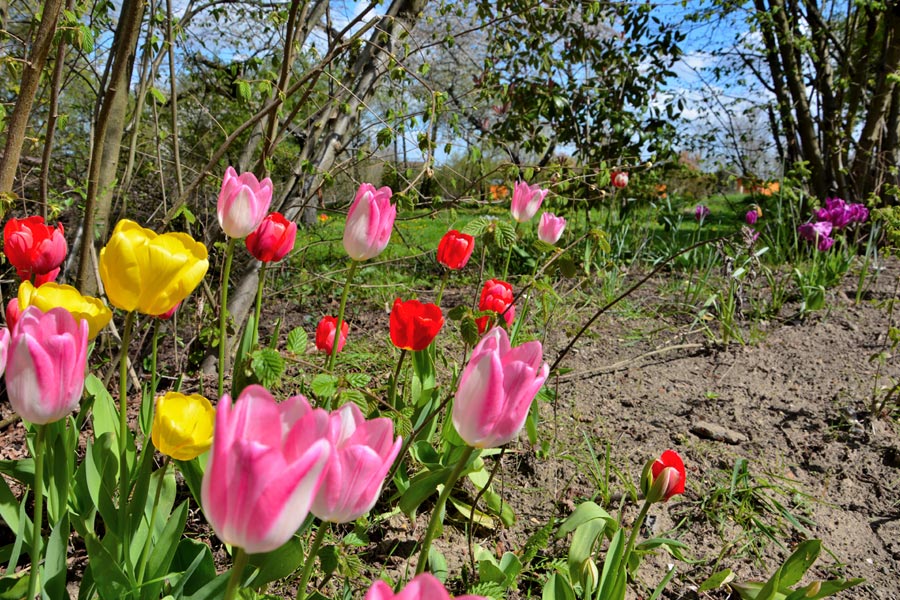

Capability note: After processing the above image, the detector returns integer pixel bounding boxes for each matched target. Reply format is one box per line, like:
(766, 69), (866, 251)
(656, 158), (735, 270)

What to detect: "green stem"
(502, 243), (513, 280)
(416, 445), (475, 575)
(326, 260), (359, 373)
(118, 311), (136, 557)
(223, 547), (249, 600)
(253, 262), (268, 343)
(27, 424), (47, 600)
(622, 498), (652, 568)
(136, 457), (168, 586)
(150, 319), (160, 399)
(296, 521), (329, 600)
(218, 237), (237, 398)
(388, 349), (407, 409)
(435, 270), (449, 307)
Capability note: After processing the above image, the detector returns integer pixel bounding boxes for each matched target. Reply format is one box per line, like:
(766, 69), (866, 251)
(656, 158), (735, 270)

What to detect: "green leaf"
(400, 468), (450, 517)
(84, 534), (131, 599)
(0, 574), (29, 600)
(542, 573), (576, 600)
(42, 514), (69, 600)
(143, 502), (188, 599)
(149, 87), (166, 103)
(338, 389), (367, 411)
(232, 314), (259, 398)
(248, 534), (307, 587)
(779, 539), (820, 588)
(250, 348), (284, 388)
(318, 544), (339, 578)
(345, 373), (372, 388)
(85, 374), (119, 443)
(286, 327), (308, 354)
(698, 569), (734, 593)
(311, 374), (339, 399)
(168, 539), (217, 597)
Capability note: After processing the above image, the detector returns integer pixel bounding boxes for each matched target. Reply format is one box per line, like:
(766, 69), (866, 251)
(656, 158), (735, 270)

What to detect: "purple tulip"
(217, 166), (274, 238)
(310, 402), (402, 523)
(537, 212), (567, 245)
(201, 385), (331, 554)
(694, 204), (710, 222)
(452, 326), (549, 448)
(343, 183), (396, 261)
(745, 210), (758, 225)
(510, 181), (549, 223)
(798, 220), (833, 242)
(6, 306), (87, 424)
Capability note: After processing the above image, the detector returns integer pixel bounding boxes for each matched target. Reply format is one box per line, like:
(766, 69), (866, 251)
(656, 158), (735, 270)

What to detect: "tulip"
(201, 385), (331, 554)
(510, 181), (548, 223)
(3, 216), (67, 284)
(315, 316), (349, 354)
(217, 166), (274, 239)
(151, 392), (215, 461)
(452, 326), (549, 448)
(537, 212), (567, 245)
(6, 299), (20, 332)
(343, 183), (396, 261)
(99, 219), (209, 316)
(611, 170), (629, 189)
(17, 281), (112, 340)
(389, 298), (444, 352)
(365, 573), (486, 600)
(745, 209), (758, 225)
(310, 402), (402, 523)
(476, 279), (515, 334)
(694, 204), (710, 222)
(0, 327), (8, 376)
(246, 212), (297, 263)
(436, 229), (475, 270)
(643, 449), (686, 503)
(6, 306), (88, 424)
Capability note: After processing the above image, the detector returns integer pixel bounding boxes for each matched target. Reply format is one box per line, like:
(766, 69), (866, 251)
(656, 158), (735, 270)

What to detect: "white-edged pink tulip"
(343, 183), (396, 261)
(311, 402), (402, 523)
(452, 326), (549, 448)
(365, 573), (487, 600)
(537, 212), (566, 245)
(217, 166), (274, 238)
(6, 306), (87, 424)
(201, 385), (331, 554)
(510, 181), (548, 223)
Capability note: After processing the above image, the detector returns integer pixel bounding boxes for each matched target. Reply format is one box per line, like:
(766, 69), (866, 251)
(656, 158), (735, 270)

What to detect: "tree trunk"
(0, 0), (64, 203)
(75, 0), (146, 293)
(200, 0), (429, 374)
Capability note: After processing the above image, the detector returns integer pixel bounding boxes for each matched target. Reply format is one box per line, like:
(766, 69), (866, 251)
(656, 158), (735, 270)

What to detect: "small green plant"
(698, 539), (864, 599)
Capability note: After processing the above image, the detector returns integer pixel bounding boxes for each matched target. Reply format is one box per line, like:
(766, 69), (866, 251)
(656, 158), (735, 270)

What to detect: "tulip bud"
(537, 212), (567, 245)
(315, 316), (349, 354)
(641, 449), (686, 503)
(246, 212), (297, 263)
(217, 167), (274, 238)
(476, 279), (515, 334)
(343, 183), (396, 261)
(436, 230), (475, 270)
(152, 392), (215, 460)
(611, 171), (629, 189)
(510, 181), (548, 223)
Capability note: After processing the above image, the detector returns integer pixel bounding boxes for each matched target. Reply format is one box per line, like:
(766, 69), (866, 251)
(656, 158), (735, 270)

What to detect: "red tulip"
(611, 170), (629, 188)
(476, 279), (515, 334)
(389, 298), (444, 351)
(3, 216), (67, 284)
(315, 316), (349, 354)
(644, 449), (686, 503)
(436, 230), (475, 270)
(246, 212), (297, 262)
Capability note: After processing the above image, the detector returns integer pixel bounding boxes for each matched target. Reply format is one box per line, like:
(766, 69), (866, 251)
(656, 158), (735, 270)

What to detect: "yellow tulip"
(98, 220), (209, 315)
(18, 281), (112, 340)
(151, 392), (215, 460)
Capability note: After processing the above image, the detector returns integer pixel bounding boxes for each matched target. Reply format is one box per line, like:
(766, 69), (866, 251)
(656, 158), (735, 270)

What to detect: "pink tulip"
(311, 402), (402, 523)
(201, 385), (331, 554)
(510, 181), (548, 223)
(6, 306), (88, 424)
(365, 573), (486, 600)
(246, 212), (297, 263)
(537, 212), (566, 244)
(452, 326), (549, 448)
(217, 166), (274, 238)
(0, 327), (8, 376)
(343, 183), (396, 261)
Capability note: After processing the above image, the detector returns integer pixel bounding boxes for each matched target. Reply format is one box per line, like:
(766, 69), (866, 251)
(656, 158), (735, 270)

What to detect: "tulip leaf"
(248, 536), (306, 588)
(0, 573), (29, 600)
(0, 470), (20, 532)
(84, 534), (132, 599)
(779, 539), (820, 588)
(232, 314), (259, 398)
(85, 433), (120, 532)
(400, 467), (451, 517)
(143, 501), (188, 600)
(286, 327), (308, 354)
(167, 538), (217, 597)
(42, 514), (69, 600)
(449, 495), (495, 528)
(698, 569), (735, 593)
(542, 572), (576, 600)
(85, 374), (119, 443)
(428, 548), (448, 581)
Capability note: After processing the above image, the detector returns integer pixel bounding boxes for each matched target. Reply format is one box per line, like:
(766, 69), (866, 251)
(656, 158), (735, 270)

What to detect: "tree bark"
(76, 0), (146, 292)
(0, 0), (65, 203)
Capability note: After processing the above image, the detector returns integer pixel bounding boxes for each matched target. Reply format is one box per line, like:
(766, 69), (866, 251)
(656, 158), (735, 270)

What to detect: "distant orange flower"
(489, 184), (509, 200)
(318, 213), (329, 223)
(655, 183), (668, 199)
